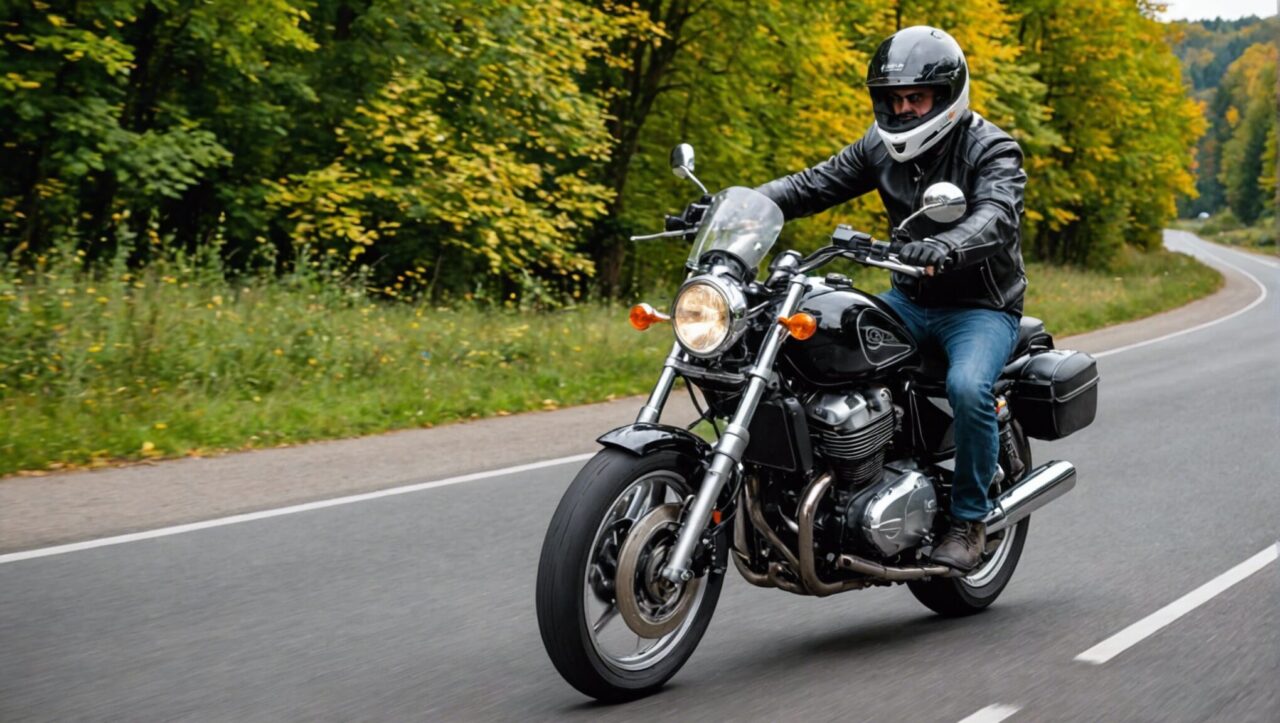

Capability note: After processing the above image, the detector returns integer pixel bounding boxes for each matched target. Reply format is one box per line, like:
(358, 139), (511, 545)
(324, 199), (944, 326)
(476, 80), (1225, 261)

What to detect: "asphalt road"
(2, 232), (1277, 722)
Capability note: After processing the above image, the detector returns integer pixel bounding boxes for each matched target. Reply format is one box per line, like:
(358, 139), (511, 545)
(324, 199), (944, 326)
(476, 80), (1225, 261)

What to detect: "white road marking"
(1075, 542), (1279, 665)
(1094, 238), (1269, 358)
(958, 704), (1020, 723)
(0, 452), (595, 565)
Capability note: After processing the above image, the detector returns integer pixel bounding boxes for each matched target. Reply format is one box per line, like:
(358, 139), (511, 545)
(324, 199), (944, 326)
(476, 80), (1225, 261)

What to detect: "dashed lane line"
(957, 704), (1021, 723)
(1074, 542), (1279, 665)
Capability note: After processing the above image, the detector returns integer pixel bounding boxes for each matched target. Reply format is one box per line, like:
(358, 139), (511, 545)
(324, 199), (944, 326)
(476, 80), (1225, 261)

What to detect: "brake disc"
(615, 503), (703, 639)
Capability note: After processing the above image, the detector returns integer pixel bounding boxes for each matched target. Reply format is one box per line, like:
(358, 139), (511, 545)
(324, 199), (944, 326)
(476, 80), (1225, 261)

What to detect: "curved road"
(2, 232), (1277, 721)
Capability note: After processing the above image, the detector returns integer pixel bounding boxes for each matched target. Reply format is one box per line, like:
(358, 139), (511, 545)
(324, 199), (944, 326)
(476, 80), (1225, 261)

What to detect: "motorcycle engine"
(805, 386), (896, 489)
(844, 468), (938, 557)
(806, 388), (939, 557)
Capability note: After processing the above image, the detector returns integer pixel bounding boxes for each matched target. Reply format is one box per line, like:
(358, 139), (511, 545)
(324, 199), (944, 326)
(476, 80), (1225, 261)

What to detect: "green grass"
(1174, 214), (1278, 256)
(0, 246), (1220, 476)
(1023, 248), (1222, 337)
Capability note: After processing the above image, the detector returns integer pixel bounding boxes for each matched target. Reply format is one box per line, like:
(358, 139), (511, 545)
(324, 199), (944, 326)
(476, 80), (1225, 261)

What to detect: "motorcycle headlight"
(672, 276), (747, 357)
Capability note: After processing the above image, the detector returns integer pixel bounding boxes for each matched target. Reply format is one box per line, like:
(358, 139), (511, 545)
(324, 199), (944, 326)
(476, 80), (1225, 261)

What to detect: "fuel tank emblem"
(855, 310), (914, 368)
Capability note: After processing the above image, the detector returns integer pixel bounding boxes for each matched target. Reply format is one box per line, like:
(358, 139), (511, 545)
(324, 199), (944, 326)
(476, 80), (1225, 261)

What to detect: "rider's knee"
(946, 371), (991, 413)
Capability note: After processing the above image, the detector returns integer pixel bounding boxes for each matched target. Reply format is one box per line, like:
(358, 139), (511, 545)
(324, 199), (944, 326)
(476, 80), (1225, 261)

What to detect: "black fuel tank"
(779, 279), (919, 388)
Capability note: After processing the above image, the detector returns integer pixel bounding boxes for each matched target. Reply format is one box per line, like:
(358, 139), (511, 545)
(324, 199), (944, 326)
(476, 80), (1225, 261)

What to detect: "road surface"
(2, 231), (1277, 721)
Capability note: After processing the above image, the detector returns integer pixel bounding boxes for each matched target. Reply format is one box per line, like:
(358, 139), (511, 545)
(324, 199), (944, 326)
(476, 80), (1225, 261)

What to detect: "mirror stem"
(893, 204), (939, 237)
(684, 171), (709, 196)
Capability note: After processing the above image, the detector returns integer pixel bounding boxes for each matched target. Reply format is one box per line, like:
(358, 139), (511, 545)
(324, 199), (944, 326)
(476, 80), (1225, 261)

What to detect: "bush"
(1200, 208), (1243, 234)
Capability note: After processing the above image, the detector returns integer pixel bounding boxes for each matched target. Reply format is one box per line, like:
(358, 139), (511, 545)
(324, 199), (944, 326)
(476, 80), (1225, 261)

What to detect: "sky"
(1159, 0), (1277, 21)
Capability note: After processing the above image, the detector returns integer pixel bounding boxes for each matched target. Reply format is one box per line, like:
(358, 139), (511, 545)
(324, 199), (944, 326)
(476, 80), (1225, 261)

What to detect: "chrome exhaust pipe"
(797, 474), (870, 595)
(984, 460), (1076, 535)
(835, 554), (953, 580)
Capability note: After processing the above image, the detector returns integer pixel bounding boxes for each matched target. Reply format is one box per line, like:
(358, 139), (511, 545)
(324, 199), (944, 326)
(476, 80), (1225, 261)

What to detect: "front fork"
(645, 276), (808, 583)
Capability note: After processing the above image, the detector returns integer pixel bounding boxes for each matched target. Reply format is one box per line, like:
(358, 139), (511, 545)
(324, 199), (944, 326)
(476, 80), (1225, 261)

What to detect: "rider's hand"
(899, 239), (949, 275)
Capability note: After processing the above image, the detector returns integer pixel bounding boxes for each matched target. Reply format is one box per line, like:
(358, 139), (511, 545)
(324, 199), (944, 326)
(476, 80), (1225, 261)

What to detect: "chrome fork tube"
(637, 342), (683, 424)
(660, 276), (808, 583)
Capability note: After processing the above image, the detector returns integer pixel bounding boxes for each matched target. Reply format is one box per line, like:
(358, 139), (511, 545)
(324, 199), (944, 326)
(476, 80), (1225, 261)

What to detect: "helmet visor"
(870, 84), (953, 134)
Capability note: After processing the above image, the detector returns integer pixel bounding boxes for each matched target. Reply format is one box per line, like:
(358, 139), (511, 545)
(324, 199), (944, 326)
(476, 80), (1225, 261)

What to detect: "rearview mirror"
(668, 143), (709, 195)
(921, 182), (966, 224)
(670, 143), (696, 179)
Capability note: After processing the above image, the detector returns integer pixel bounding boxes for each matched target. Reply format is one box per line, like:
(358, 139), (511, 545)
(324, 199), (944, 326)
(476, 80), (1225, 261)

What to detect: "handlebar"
(860, 254), (926, 278)
(794, 242), (928, 278)
(629, 228), (697, 242)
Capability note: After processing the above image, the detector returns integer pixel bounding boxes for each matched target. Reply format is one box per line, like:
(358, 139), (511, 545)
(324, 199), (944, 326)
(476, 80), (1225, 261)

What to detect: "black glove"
(899, 239), (950, 271)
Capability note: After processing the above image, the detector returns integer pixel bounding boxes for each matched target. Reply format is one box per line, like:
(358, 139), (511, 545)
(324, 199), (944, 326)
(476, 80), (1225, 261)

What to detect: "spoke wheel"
(537, 448), (727, 702)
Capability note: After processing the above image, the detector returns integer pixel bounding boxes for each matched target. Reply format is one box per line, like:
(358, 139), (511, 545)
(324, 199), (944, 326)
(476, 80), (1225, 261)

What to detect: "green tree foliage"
(0, 0), (1214, 299)
(599, 0), (1060, 287)
(1172, 14), (1275, 91)
(1217, 43), (1277, 225)
(1170, 14), (1278, 217)
(2, 0), (629, 298)
(1011, 0), (1203, 265)
(1, 1), (320, 258)
(263, 0), (628, 296)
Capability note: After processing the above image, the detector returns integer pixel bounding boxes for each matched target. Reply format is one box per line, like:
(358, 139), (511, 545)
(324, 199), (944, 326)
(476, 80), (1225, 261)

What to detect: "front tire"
(536, 448), (726, 702)
(908, 421), (1032, 617)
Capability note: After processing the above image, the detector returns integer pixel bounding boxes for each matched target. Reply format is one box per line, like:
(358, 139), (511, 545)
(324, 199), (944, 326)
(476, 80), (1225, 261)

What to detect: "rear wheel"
(536, 448), (726, 702)
(909, 422), (1032, 617)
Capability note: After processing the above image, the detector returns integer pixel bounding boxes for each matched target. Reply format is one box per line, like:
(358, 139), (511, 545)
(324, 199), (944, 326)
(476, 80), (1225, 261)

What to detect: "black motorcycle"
(536, 144), (1099, 701)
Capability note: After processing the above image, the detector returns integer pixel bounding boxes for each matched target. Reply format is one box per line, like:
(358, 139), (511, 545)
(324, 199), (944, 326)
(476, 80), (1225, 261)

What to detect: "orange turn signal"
(629, 303), (670, 331)
(778, 312), (817, 340)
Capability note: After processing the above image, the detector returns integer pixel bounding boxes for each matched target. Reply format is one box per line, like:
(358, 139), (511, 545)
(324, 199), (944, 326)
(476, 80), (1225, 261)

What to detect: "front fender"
(597, 423), (711, 465)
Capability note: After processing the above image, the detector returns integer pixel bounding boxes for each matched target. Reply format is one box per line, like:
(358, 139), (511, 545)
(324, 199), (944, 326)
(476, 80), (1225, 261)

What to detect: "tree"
(1010, 0), (1203, 265)
(0, 1), (316, 259)
(1217, 43), (1277, 225)
(265, 0), (625, 295)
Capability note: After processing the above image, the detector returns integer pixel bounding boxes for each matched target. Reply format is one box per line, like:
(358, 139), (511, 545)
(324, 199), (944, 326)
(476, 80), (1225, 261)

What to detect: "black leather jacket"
(756, 112), (1027, 315)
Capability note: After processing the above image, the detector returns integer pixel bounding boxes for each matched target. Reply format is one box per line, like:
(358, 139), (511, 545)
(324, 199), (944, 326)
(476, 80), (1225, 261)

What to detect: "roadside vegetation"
(1174, 212), (1277, 256)
(0, 246), (1218, 477)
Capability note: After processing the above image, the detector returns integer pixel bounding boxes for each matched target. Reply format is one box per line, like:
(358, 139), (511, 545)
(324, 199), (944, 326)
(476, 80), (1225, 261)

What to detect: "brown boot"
(930, 520), (986, 571)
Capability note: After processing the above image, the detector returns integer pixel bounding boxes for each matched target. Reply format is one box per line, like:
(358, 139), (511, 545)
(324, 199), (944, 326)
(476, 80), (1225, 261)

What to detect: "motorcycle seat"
(1013, 316), (1049, 360)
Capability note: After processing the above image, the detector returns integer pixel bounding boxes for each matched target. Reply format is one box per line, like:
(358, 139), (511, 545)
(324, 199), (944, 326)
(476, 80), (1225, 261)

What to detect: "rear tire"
(536, 448), (726, 702)
(908, 421), (1032, 617)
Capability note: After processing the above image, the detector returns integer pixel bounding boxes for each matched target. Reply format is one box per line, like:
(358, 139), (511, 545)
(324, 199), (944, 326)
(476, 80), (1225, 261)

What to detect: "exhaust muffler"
(983, 460), (1076, 535)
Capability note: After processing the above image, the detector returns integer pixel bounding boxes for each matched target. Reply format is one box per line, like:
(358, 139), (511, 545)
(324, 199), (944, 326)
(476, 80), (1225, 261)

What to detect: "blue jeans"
(879, 288), (1019, 522)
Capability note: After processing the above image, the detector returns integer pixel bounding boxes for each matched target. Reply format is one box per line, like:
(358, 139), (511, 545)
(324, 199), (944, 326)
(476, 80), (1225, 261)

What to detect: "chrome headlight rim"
(671, 274), (748, 359)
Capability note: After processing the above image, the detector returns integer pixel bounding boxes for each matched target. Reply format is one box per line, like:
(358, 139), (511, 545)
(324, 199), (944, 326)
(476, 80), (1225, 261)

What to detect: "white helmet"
(866, 26), (970, 163)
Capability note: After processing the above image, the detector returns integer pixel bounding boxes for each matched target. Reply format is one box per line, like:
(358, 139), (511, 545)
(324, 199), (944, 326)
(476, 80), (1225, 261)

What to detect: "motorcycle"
(536, 144), (1099, 701)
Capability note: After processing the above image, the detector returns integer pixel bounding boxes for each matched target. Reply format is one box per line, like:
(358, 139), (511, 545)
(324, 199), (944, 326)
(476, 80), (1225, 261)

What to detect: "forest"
(1172, 14), (1278, 237)
(3, 0), (1207, 298)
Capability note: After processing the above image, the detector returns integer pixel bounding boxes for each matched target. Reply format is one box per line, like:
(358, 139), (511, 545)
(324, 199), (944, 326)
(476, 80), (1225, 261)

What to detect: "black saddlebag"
(1010, 349), (1099, 440)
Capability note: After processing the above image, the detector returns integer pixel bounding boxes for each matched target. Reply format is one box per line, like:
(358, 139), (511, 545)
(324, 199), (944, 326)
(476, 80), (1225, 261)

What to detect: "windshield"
(687, 186), (784, 274)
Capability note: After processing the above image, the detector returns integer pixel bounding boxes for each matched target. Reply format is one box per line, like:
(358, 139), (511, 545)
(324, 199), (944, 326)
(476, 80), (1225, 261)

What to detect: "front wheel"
(908, 421), (1032, 617)
(536, 448), (726, 702)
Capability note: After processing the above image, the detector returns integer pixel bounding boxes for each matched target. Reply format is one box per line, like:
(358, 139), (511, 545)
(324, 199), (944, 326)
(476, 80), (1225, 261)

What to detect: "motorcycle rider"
(754, 26), (1028, 571)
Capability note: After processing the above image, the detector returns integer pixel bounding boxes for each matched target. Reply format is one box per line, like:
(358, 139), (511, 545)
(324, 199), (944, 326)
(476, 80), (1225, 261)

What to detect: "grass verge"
(1, 246), (1220, 476)
(1173, 215), (1278, 256)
